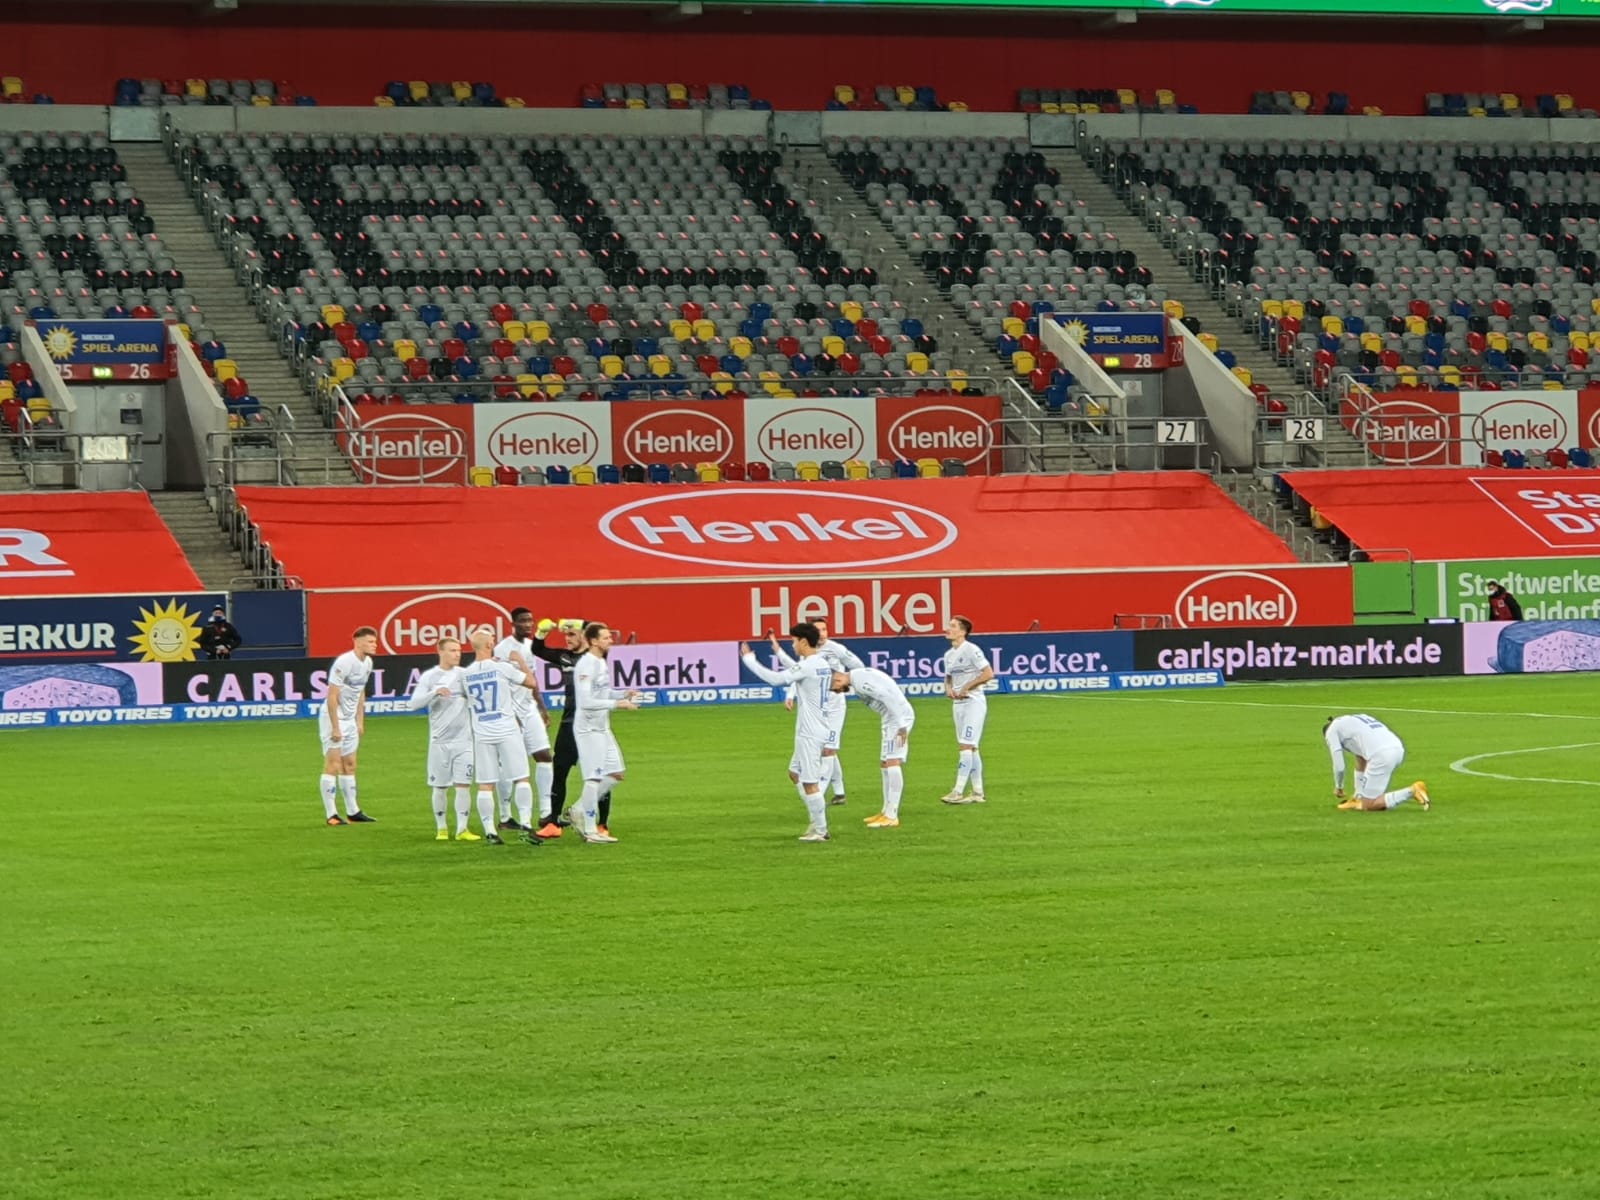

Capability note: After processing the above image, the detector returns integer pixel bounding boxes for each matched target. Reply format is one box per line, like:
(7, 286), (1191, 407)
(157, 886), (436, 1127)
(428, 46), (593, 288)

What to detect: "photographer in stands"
(200, 605), (243, 659)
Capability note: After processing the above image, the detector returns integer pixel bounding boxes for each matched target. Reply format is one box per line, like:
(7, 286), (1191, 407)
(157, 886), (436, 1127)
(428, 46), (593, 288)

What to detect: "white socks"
(535, 762), (553, 820)
(514, 781), (534, 828)
(454, 787), (472, 835)
(576, 780), (602, 834)
(431, 786), (449, 831)
(829, 755), (846, 799)
(803, 788), (827, 833)
(881, 765), (904, 819)
(1384, 787), (1414, 810)
(338, 775), (360, 816)
(475, 787), (497, 835)
(496, 779), (513, 822)
(954, 749), (974, 793)
(969, 751), (984, 795)
(319, 774), (338, 819)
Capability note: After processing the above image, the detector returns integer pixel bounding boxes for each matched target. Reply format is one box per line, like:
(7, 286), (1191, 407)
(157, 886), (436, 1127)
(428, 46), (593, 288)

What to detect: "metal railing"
(1050, 411), (1215, 472)
(329, 389), (474, 485)
(1, 420), (145, 489)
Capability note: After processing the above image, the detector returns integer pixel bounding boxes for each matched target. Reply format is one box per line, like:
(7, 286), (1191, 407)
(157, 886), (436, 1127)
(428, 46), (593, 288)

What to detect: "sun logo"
(1059, 319), (1090, 346)
(129, 599), (203, 663)
(42, 325), (79, 362)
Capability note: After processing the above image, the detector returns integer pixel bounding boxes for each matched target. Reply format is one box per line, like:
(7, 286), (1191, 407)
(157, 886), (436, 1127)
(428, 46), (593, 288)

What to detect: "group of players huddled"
(314, 612), (996, 844)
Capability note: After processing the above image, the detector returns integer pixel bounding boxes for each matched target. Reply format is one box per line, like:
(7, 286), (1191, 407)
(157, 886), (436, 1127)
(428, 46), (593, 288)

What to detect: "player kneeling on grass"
(463, 629), (544, 846)
(832, 667), (915, 828)
(1323, 714), (1430, 812)
(406, 636), (476, 841)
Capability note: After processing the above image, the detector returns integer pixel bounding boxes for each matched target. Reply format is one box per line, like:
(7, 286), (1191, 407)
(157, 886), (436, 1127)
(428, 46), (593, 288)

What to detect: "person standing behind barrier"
(1486, 580), (1523, 621)
(527, 617), (586, 839)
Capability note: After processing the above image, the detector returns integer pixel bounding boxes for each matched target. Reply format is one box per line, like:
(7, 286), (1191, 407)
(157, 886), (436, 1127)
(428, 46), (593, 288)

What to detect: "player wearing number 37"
(462, 629), (543, 846)
(1323, 714), (1431, 812)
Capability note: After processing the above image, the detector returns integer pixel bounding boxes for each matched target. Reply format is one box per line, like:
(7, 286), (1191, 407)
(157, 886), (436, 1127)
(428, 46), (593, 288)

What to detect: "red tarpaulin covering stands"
(1282, 468), (1600, 560)
(0, 492), (204, 595)
(234, 476), (1354, 653)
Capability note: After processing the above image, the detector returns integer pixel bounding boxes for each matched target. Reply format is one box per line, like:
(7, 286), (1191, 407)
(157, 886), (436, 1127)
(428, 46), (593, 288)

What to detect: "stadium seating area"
(113, 78), (315, 107)
(827, 85), (957, 113)
(1019, 88), (1193, 115)
(1106, 136), (1600, 398)
(186, 131), (964, 405)
(578, 83), (769, 111)
(1248, 91), (1366, 116)
(2, 75), (50, 105)
(1424, 92), (1595, 119)
(377, 81), (520, 108)
(467, 456), (968, 486)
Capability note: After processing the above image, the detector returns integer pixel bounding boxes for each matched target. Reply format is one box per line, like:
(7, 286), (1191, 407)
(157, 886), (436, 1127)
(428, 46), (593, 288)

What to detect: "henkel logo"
(488, 411), (602, 467)
(599, 487), (959, 570)
(756, 408), (866, 461)
(379, 592), (514, 655)
(622, 408), (736, 466)
(1468, 400), (1568, 450)
(345, 413), (465, 483)
(0, 528), (73, 578)
(886, 406), (994, 466)
(1174, 571), (1299, 628)
(1349, 400), (1450, 465)
(1470, 477), (1600, 548)
(1588, 405), (1600, 451)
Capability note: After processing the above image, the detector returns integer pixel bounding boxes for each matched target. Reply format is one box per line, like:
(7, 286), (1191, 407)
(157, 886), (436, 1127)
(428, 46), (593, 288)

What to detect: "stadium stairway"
(1046, 149), (1369, 470)
(786, 146), (1100, 473)
(148, 488), (253, 589)
(0, 454), (28, 491)
(116, 144), (357, 486)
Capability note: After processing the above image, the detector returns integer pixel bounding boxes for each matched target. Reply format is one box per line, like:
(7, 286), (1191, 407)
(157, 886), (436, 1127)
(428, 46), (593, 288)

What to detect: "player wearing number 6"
(942, 616), (994, 805)
(1323, 714), (1431, 813)
(462, 629), (543, 846)
(740, 624), (838, 842)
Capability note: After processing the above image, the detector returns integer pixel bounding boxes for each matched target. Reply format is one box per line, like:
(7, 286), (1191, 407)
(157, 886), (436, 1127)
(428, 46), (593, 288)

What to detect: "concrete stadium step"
(117, 143), (358, 487)
(148, 489), (255, 590)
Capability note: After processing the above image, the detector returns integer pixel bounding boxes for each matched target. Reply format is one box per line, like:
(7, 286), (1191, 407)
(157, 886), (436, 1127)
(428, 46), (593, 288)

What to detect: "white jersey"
(322, 650), (373, 725)
(493, 635), (538, 718)
(848, 666), (915, 728)
(461, 657), (527, 735)
(574, 652), (625, 736)
(406, 665), (470, 744)
(1325, 714), (1402, 763)
(743, 651), (836, 742)
(785, 638), (866, 712)
(945, 641), (989, 696)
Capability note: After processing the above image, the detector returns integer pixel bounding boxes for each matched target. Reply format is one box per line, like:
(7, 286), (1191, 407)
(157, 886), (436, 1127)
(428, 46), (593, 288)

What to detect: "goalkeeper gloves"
(535, 618), (556, 638)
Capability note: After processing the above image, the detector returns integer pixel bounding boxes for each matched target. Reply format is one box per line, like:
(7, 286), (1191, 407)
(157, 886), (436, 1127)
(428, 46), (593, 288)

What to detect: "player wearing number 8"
(462, 629), (543, 846)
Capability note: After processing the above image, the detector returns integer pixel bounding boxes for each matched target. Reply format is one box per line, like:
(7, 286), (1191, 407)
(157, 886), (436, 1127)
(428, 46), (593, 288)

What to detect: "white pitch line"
(1450, 742), (1600, 788)
(1099, 696), (1600, 722)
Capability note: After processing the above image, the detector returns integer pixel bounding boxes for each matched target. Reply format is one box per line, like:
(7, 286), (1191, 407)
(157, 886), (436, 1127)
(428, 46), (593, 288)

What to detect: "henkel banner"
(475, 401), (614, 471)
(0, 493), (205, 595)
(876, 395), (1002, 473)
(1344, 389), (1600, 466)
(306, 565), (1351, 656)
(610, 399), (745, 468)
(337, 402), (472, 485)
(743, 396), (877, 465)
(1458, 390), (1579, 462)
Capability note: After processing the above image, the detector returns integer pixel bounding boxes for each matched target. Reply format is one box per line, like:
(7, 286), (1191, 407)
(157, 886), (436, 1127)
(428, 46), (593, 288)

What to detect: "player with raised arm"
(782, 619), (863, 806)
(462, 629), (543, 846)
(741, 624), (839, 842)
(833, 666), (915, 828)
(571, 622), (641, 845)
(526, 617), (586, 839)
(494, 608), (554, 833)
(405, 637), (475, 840)
(318, 626), (378, 826)
(942, 615), (995, 805)
(1324, 714), (1431, 813)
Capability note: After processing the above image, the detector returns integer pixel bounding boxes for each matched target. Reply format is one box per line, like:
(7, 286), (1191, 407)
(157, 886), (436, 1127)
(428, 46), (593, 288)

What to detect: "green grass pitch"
(4, 675), (1599, 1200)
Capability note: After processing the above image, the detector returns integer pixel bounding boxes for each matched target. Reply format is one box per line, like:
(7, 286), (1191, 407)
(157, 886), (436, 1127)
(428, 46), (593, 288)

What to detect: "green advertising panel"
(1373, 560), (1600, 622)
(727, 1), (1597, 15)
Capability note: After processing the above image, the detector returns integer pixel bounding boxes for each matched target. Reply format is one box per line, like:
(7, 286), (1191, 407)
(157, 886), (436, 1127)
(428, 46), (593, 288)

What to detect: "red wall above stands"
(5, 4), (1600, 114)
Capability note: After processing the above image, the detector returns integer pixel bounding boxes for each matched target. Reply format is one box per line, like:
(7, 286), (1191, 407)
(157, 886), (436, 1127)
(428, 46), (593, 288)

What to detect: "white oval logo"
(623, 408), (737, 465)
(598, 487), (959, 570)
(1174, 570), (1299, 629)
(379, 591), (515, 654)
(754, 407), (866, 463)
(1348, 399), (1450, 465)
(1468, 400), (1568, 451)
(485, 411), (603, 467)
(886, 405), (995, 466)
(344, 412), (465, 483)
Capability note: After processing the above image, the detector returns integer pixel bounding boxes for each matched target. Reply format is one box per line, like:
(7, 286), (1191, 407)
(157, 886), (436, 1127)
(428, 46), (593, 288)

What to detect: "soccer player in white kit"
(405, 636), (476, 841)
(494, 607), (553, 833)
(942, 616), (995, 805)
(777, 619), (862, 805)
(462, 629), (543, 846)
(741, 624), (839, 842)
(318, 625), (379, 826)
(832, 666), (915, 828)
(1324, 714), (1431, 812)
(571, 622), (641, 845)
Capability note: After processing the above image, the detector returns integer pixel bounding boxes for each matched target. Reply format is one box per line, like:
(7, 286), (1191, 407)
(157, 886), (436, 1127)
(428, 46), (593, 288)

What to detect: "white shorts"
(1357, 737), (1406, 800)
(952, 695), (987, 747)
(517, 711), (551, 756)
(789, 734), (827, 786)
(826, 702), (847, 742)
(577, 729), (625, 781)
(474, 730), (528, 785)
(318, 711), (359, 758)
(880, 716), (914, 763)
(428, 739), (474, 788)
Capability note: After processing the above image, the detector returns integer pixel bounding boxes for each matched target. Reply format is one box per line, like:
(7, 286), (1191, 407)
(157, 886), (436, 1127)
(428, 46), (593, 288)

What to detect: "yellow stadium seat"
(1002, 316), (1026, 338)
(452, 81), (472, 102)
(1322, 315), (1345, 338)
(947, 369), (968, 392)
(906, 351), (930, 374)
(1360, 332), (1383, 352)
(321, 304), (346, 325)
(394, 339), (417, 361)
(0, 381), (14, 403)
(896, 85), (915, 106)
(729, 336), (753, 358)
(252, 95), (272, 108)
(1530, 331), (1551, 352)
(1545, 378), (1566, 391)
(470, 466), (494, 487)
(697, 462), (722, 483)
(176, 323), (192, 341)
(599, 354), (624, 377)
(669, 319), (692, 340)
(373, 97), (395, 108)
(759, 369), (784, 395)
(648, 355), (672, 377)
(1363, 106), (1384, 117)
(1061, 103), (1080, 115)
(1572, 331), (1592, 351)
(711, 371), (735, 395)
(1156, 88), (1176, 106)
(186, 78), (207, 98)
(517, 373), (542, 398)
(1310, 506), (1332, 532)
(692, 319), (717, 340)
(1163, 299), (1185, 319)
(408, 80), (429, 102)
(1232, 366), (1254, 387)
(773, 388), (796, 399)
(28, 397), (52, 421)
(834, 84), (855, 105)
(1501, 93), (1519, 111)
(1117, 88), (1138, 106)
(948, 101), (969, 113)
(527, 320), (552, 342)
(917, 458), (941, 478)
(502, 320), (526, 341)
(845, 458), (870, 481)
(1468, 107), (1487, 118)
(1081, 103), (1100, 115)
(840, 300), (863, 322)
(822, 335), (847, 357)
(1199, 332), (1219, 353)
(1283, 300), (1305, 320)
(796, 460), (822, 481)
(213, 358), (239, 381)
(1261, 300), (1285, 319)
(1558, 94), (1575, 112)
(571, 463), (597, 485)
(626, 98), (646, 110)
(1488, 331), (1510, 352)
(1405, 315), (1428, 336)
(1, 77), (22, 99)
(667, 83), (688, 101)
(541, 372), (566, 396)
(1292, 91), (1311, 111)
(1040, 103), (1061, 115)
(331, 358), (355, 382)
(1011, 350), (1036, 374)
(504, 98), (526, 109)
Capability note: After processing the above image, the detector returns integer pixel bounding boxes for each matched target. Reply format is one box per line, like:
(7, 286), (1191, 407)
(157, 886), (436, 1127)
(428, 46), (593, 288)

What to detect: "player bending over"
(1323, 714), (1431, 812)
(833, 666), (915, 828)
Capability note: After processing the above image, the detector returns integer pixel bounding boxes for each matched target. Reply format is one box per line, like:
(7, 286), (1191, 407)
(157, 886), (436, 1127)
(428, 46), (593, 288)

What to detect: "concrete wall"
(1079, 112), (1600, 147)
(169, 336), (229, 491)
